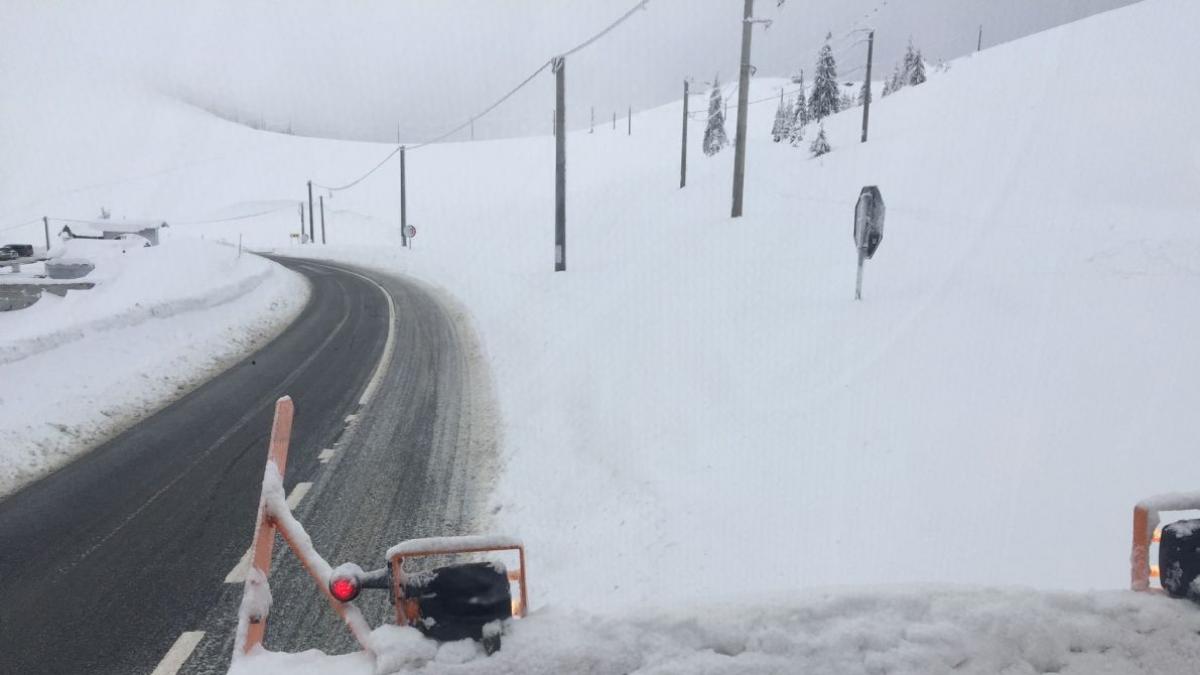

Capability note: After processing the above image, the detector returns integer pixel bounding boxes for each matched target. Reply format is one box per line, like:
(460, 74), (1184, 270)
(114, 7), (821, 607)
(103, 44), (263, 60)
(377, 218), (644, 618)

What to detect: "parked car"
(2, 244), (33, 258)
(0, 246), (21, 262)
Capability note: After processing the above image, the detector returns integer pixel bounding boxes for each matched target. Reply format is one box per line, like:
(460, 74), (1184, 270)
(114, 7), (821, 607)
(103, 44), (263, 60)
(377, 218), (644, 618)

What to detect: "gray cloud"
(2, 0), (1135, 142)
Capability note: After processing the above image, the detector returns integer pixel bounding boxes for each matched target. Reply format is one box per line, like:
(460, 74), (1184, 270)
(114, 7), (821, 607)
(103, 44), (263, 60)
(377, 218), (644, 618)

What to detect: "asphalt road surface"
(0, 257), (495, 674)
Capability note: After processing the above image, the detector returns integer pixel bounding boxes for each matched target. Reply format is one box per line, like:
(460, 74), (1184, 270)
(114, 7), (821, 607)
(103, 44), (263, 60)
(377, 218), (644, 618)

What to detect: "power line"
(0, 218), (41, 234)
(313, 0), (651, 193)
(171, 205), (296, 225)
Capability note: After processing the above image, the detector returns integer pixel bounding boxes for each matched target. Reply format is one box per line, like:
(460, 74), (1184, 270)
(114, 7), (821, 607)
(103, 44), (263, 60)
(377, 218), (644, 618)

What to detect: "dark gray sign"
(853, 186), (885, 300)
(854, 185), (885, 259)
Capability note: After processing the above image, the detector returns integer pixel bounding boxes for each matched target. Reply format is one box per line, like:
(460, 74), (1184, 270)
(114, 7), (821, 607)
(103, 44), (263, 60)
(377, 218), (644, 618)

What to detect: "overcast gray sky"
(3, 0), (1136, 142)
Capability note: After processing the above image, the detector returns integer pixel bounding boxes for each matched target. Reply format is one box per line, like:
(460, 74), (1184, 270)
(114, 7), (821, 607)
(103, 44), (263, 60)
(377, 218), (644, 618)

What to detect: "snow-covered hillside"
(4, 0), (1200, 671)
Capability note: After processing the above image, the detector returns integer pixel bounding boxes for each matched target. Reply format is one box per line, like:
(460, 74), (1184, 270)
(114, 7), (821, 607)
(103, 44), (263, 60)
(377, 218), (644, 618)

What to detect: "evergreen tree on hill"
(809, 33), (841, 121)
(771, 92), (788, 141)
(703, 76), (729, 156)
(810, 123), (831, 157)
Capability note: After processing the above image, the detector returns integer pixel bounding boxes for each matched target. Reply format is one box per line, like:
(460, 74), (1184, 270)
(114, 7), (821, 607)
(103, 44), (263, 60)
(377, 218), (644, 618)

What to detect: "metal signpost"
(853, 186), (885, 300)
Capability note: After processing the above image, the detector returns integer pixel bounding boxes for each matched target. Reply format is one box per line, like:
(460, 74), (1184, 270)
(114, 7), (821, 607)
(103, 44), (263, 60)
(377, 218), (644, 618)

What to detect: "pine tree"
(884, 62), (904, 97)
(703, 76), (728, 156)
(771, 92), (787, 142)
(902, 39), (926, 87)
(809, 123), (831, 157)
(781, 95), (795, 139)
(791, 70), (809, 128)
(809, 33), (840, 121)
(882, 77), (893, 97)
(788, 95), (806, 146)
(909, 47), (927, 86)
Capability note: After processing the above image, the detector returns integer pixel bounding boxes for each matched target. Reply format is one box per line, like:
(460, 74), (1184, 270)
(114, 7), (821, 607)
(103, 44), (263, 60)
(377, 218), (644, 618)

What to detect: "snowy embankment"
(0, 237), (306, 497)
(233, 588), (1200, 675)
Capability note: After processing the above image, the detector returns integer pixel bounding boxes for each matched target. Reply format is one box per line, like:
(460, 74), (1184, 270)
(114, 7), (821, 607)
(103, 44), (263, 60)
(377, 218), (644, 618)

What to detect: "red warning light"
(330, 575), (360, 602)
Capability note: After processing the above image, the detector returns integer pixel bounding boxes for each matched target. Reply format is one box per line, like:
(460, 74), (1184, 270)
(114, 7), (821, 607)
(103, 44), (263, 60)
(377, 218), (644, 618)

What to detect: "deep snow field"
(3, 0), (1200, 672)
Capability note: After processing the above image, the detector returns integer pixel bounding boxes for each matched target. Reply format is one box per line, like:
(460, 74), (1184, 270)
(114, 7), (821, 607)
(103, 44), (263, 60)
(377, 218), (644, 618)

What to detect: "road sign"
(404, 225), (416, 238)
(853, 186), (885, 301)
(854, 186), (885, 259)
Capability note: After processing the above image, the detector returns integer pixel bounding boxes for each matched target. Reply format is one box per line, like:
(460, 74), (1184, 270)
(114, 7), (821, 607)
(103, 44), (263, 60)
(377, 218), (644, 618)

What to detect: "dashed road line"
(149, 631), (204, 675)
(318, 448), (336, 464)
(223, 482), (312, 583)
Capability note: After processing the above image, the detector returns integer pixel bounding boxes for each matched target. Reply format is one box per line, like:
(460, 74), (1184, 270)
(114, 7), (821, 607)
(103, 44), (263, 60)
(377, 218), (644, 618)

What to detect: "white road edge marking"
(339, 267), (397, 406)
(223, 482), (312, 583)
(150, 631), (204, 675)
(318, 448), (336, 463)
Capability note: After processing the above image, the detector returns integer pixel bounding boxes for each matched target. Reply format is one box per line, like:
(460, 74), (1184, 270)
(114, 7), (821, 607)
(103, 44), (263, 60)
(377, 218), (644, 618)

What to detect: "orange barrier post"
(1131, 494), (1200, 593)
(1131, 504), (1152, 592)
(242, 396), (294, 653)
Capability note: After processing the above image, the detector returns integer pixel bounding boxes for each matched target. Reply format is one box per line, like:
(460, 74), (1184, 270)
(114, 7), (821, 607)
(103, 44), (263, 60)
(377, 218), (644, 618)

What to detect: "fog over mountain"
(2, 0), (1134, 142)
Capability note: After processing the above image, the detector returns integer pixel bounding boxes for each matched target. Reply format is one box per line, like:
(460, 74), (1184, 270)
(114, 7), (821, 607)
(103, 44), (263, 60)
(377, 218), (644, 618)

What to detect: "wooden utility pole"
(299, 202), (305, 242)
(307, 181), (315, 243)
(861, 30), (875, 143)
(553, 57), (566, 272)
(730, 0), (754, 218)
(977, 25), (983, 52)
(613, 111), (616, 130)
(319, 195), (326, 244)
(680, 79), (689, 189)
(470, 118), (475, 140)
(42, 216), (50, 250)
(590, 106), (595, 133)
(400, 145), (408, 248)
(627, 105), (632, 135)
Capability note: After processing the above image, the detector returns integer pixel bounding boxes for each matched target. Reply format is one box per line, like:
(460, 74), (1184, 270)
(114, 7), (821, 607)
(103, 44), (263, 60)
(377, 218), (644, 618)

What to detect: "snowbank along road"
(0, 257), (496, 674)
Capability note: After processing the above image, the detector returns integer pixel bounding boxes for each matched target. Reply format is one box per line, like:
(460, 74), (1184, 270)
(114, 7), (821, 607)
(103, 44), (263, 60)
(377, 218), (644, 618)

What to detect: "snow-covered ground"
(0, 236), (306, 496)
(4, 0), (1200, 671)
(232, 588), (1200, 674)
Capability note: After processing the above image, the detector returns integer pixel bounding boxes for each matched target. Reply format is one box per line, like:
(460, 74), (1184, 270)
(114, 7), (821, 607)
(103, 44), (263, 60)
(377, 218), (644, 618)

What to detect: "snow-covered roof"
(81, 220), (166, 233)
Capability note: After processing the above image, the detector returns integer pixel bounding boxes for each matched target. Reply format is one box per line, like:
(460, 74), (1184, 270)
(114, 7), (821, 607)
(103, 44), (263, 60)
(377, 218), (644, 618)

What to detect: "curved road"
(0, 257), (494, 674)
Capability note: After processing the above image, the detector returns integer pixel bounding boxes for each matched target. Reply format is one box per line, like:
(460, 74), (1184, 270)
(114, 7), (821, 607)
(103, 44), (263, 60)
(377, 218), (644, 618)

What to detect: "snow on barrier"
(234, 396), (373, 657)
(1131, 492), (1200, 593)
(233, 395), (528, 664)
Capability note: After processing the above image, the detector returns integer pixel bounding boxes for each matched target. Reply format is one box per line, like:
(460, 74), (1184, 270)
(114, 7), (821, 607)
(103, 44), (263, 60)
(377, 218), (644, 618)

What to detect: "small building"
(62, 219), (167, 246)
(96, 220), (167, 246)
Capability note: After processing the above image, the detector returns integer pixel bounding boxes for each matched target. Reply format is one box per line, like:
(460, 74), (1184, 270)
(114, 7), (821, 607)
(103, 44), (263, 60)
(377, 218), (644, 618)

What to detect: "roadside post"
(404, 225), (416, 249)
(853, 186), (885, 300)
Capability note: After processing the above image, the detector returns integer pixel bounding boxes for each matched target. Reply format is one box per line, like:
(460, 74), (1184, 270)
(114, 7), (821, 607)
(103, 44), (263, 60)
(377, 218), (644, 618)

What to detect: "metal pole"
(855, 250), (865, 300)
(680, 80), (689, 189)
(307, 181), (315, 244)
(319, 195), (326, 244)
(730, 0), (754, 218)
(470, 118), (475, 140)
(613, 111), (616, 130)
(590, 106), (595, 134)
(553, 57), (566, 272)
(977, 25), (983, 52)
(43, 216), (50, 250)
(299, 203), (305, 242)
(627, 105), (632, 135)
(400, 145), (408, 248)
(861, 30), (874, 143)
